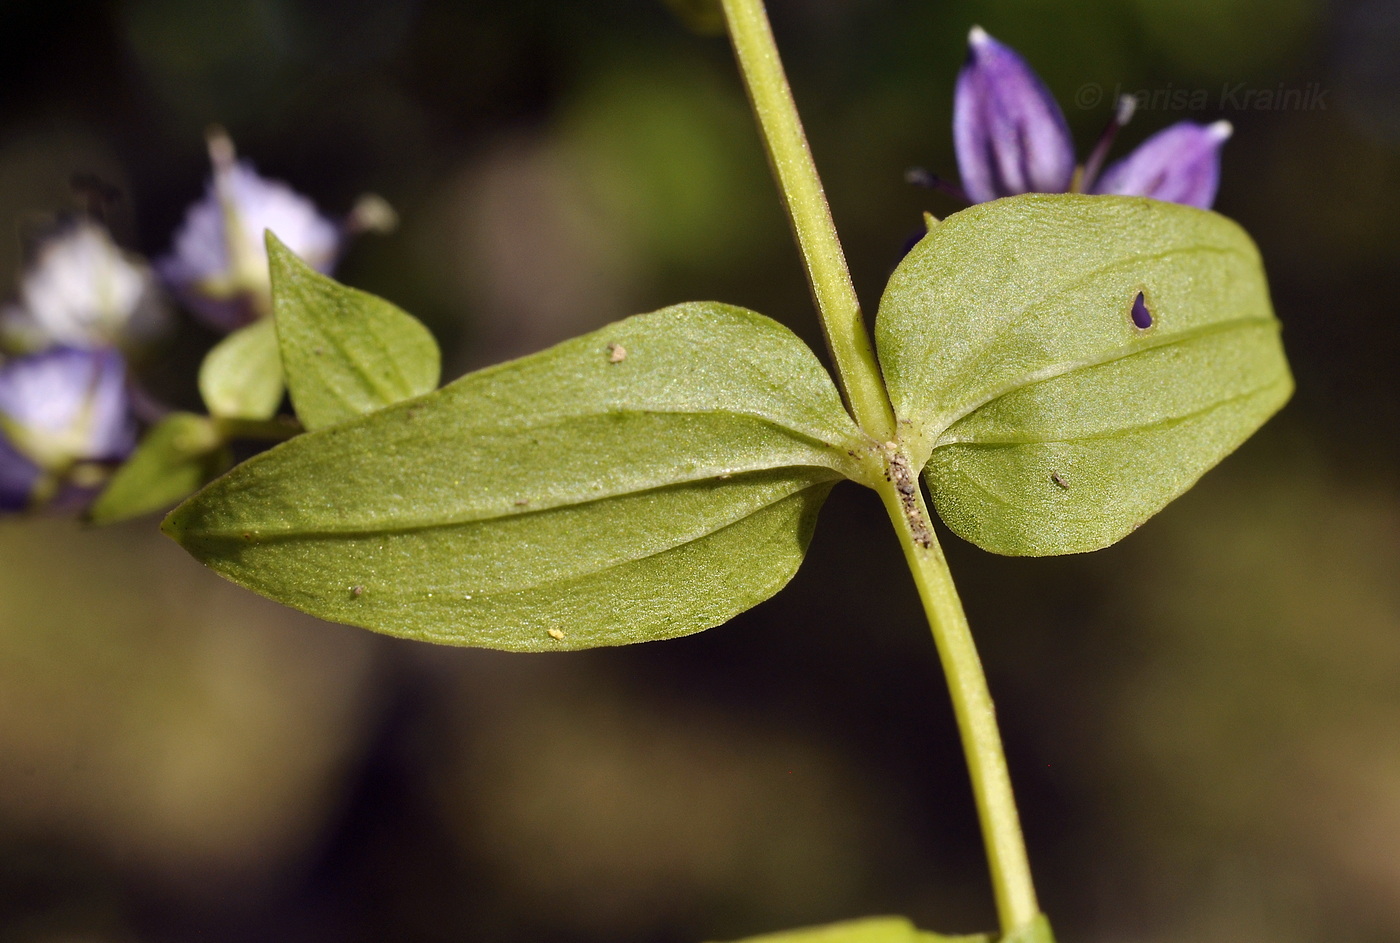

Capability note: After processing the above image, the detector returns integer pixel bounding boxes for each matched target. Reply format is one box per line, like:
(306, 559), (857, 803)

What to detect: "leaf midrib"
(933, 373), (1289, 454)
(921, 316), (1280, 457)
(197, 467), (828, 548)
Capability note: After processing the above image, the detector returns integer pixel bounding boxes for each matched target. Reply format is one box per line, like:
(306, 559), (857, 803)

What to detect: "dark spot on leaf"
(350, 585), (364, 597)
(1050, 471), (1069, 489)
(1131, 291), (1153, 330)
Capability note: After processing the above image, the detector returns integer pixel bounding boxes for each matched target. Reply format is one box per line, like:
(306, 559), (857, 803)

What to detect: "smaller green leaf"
(662, 0), (726, 35)
(89, 413), (230, 524)
(708, 916), (990, 943)
(268, 232), (441, 431)
(198, 318), (284, 420)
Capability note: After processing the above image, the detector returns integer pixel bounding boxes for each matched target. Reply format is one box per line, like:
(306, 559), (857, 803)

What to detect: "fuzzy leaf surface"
(198, 318), (284, 420)
(268, 234), (440, 431)
(878, 194), (1291, 555)
(90, 413), (230, 524)
(165, 302), (865, 650)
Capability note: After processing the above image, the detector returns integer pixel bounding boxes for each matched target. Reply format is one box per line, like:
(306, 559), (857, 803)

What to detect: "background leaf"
(661, 0), (726, 36)
(877, 194), (1292, 556)
(165, 302), (866, 650)
(89, 413), (230, 524)
(708, 915), (992, 943)
(198, 318), (285, 421)
(268, 233), (441, 431)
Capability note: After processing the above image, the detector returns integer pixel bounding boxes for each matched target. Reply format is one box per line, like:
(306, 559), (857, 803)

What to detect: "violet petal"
(954, 26), (1076, 203)
(1131, 291), (1153, 329)
(0, 436), (42, 511)
(158, 158), (342, 332)
(0, 347), (136, 465)
(1091, 120), (1233, 209)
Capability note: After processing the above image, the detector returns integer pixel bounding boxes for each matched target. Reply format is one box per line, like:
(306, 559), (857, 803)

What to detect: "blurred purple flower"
(158, 131), (345, 332)
(0, 347), (135, 512)
(1, 220), (170, 352)
(952, 26), (1232, 209)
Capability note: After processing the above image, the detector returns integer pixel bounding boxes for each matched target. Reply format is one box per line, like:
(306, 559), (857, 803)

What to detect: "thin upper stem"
(719, 0), (1042, 935)
(720, 0), (895, 442)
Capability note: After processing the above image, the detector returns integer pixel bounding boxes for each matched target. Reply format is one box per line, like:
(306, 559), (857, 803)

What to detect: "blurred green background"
(1, 0), (1398, 940)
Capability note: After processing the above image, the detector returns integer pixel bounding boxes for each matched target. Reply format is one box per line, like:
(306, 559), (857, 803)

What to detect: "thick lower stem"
(876, 474), (1039, 933)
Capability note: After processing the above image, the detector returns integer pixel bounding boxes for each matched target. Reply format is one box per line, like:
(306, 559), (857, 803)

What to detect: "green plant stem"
(719, 0), (894, 443)
(720, 0), (1041, 934)
(876, 481), (1040, 933)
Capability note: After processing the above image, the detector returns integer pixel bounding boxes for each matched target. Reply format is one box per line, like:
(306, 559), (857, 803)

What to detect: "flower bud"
(1090, 120), (1233, 209)
(158, 130), (343, 331)
(953, 26), (1076, 204)
(1, 220), (169, 352)
(0, 347), (135, 512)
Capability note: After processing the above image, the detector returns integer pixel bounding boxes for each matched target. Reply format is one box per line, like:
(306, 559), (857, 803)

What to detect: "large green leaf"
(165, 302), (867, 650)
(198, 317), (284, 421)
(89, 413), (230, 524)
(877, 194), (1292, 556)
(268, 233), (441, 431)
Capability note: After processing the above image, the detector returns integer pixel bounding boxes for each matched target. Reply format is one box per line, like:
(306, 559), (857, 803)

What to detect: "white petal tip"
(1115, 95), (1138, 124)
(1208, 119), (1234, 140)
(968, 25), (990, 47)
(205, 126), (236, 170)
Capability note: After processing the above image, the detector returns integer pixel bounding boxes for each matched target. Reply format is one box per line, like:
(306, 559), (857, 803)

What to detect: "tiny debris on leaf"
(548, 627), (566, 640)
(350, 585), (365, 597)
(606, 342), (627, 363)
(1050, 471), (1069, 489)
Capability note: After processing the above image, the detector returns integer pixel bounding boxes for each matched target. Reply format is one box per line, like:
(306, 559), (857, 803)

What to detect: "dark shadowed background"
(1, 0), (1398, 941)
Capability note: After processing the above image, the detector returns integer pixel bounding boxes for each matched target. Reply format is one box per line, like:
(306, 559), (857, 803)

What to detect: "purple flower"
(158, 131), (344, 332)
(951, 26), (1232, 209)
(954, 26), (1076, 204)
(1, 220), (170, 352)
(0, 347), (135, 512)
(1090, 120), (1234, 209)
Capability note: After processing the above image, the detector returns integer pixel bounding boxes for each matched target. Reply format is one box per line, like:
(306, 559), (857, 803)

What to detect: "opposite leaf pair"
(165, 195), (1290, 652)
